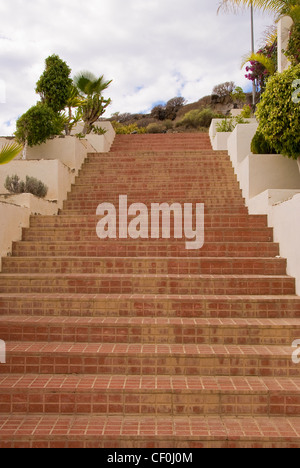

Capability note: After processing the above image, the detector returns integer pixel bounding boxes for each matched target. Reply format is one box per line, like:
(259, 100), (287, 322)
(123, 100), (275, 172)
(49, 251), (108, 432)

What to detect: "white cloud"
(0, 0), (274, 135)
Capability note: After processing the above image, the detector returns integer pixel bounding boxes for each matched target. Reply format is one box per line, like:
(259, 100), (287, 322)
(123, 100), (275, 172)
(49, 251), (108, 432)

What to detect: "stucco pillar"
(277, 16), (294, 73)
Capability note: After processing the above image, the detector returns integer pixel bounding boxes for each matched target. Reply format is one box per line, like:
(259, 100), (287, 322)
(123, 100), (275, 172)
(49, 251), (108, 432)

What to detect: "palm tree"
(73, 72), (112, 135)
(218, 1), (299, 21)
(64, 85), (84, 136)
(0, 142), (23, 165)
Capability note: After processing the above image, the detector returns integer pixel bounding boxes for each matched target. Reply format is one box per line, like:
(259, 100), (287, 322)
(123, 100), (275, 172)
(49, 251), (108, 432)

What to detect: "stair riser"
(2, 258), (286, 275)
(0, 277), (294, 295)
(1, 390), (299, 416)
(1, 298), (299, 319)
(0, 323), (298, 345)
(0, 439), (298, 449)
(61, 208), (249, 215)
(22, 231), (273, 243)
(68, 191), (242, 200)
(12, 243), (280, 258)
(1, 354), (296, 377)
(64, 195), (244, 207)
(29, 215), (269, 229)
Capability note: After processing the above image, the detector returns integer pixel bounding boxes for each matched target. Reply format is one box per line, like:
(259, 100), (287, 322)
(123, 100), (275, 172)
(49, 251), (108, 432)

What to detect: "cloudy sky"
(0, 0), (274, 135)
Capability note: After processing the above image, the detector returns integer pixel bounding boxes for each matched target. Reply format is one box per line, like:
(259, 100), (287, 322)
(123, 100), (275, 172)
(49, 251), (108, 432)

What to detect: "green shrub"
(251, 131), (277, 154)
(112, 121), (146, 134)
(255, 64), (300, 159)
(5, 175), (48, 198)
(15, 103), (64, 148)
(286, 23), (300, 66)
(240, 105), (252, 118)
(164, 119), (174, 130)
(216, 116), (249, 133)
(146, 123), (166, 134)
(216, 118), (234, 133)
(178, 108), (220, 129)
(5, 175), (25, 194)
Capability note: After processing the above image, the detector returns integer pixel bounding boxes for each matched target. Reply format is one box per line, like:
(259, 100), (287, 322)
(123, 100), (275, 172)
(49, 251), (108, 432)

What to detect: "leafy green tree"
(73, 71), (112, 135)
(231, 86), (246, 106)
(164, 97), (186, 120)
(212, 82), (235, 101)
(0, 142), (23, 164)
(35, 54), (73, 113)
(15, 103), (64, 159)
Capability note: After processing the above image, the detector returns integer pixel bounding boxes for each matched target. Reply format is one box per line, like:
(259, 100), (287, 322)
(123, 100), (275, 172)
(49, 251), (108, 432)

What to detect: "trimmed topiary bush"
(255, 64), (300, 160)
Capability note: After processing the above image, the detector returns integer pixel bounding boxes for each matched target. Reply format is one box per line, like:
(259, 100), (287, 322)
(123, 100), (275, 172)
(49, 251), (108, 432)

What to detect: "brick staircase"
(0, 133), (300, 448)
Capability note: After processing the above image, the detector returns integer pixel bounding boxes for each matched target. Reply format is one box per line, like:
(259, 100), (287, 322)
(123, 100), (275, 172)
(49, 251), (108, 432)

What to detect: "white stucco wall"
(26, 137), (88, 174)
(0, 201), (30, 269)
(227, 123), (300, 296)
(227, 123), (258, 168)
(0, 159), (74, 208)
(71, 121), (115, 153)
(239, 154), (300, 204)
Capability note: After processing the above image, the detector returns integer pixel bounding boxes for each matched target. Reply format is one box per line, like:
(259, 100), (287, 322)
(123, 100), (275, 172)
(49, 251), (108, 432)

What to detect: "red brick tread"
(1, 342), (297, 378)
(1, 415), (300, 448)
(0, 375), (299, 417)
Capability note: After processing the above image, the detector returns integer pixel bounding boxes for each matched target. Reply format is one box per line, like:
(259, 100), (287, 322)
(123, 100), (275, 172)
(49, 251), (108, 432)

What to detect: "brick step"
(72, 183), (241, 191)
(2, 257), (286, 275)
(1, 414), (300, 448)
(82, 162), (233, 170)
(61, 207), (249, 215)
(21, 229), (273, 244)
(86, 152), (228, 160)
(110, 143), (213, 147)
(12, 241), (280, 257)
(84, 152), (227, 159)
(0, 273), (295, 296)
(62, 198), (246, 207)
(80, 168), (233, 176)
(29, 214), (268, 229)
(1, 375), (300, 417)
(73, 177), (240, 186)
(110, 145), (213, 150)
(1, 294), (299, 319)
(67, 189), (243, 200)
(1, 316), (299, 345)
(1, 342), (296, 376)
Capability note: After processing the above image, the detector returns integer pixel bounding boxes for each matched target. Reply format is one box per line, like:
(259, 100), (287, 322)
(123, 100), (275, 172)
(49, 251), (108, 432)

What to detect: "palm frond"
(0, 142), (23, 165)
(218, 0), (295, 16)
(260, 25), (277, 46)
(73, 71), (97, 95)
(241, 52), (276, 74)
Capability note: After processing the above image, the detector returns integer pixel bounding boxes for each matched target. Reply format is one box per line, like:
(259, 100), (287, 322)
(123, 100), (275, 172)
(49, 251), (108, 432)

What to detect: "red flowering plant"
(245, 41), (278, 97)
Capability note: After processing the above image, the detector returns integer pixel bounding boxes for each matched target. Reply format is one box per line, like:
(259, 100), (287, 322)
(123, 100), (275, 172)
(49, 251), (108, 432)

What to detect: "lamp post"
(250, 2), (256, 108)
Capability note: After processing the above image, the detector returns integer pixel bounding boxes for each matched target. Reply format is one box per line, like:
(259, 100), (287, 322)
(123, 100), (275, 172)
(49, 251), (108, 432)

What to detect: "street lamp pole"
(250, 2), (256, 107)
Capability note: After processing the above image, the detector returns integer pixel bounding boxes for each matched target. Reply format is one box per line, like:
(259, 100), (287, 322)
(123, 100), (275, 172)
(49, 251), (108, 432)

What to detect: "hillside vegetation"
(107, 82), (253, 134)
